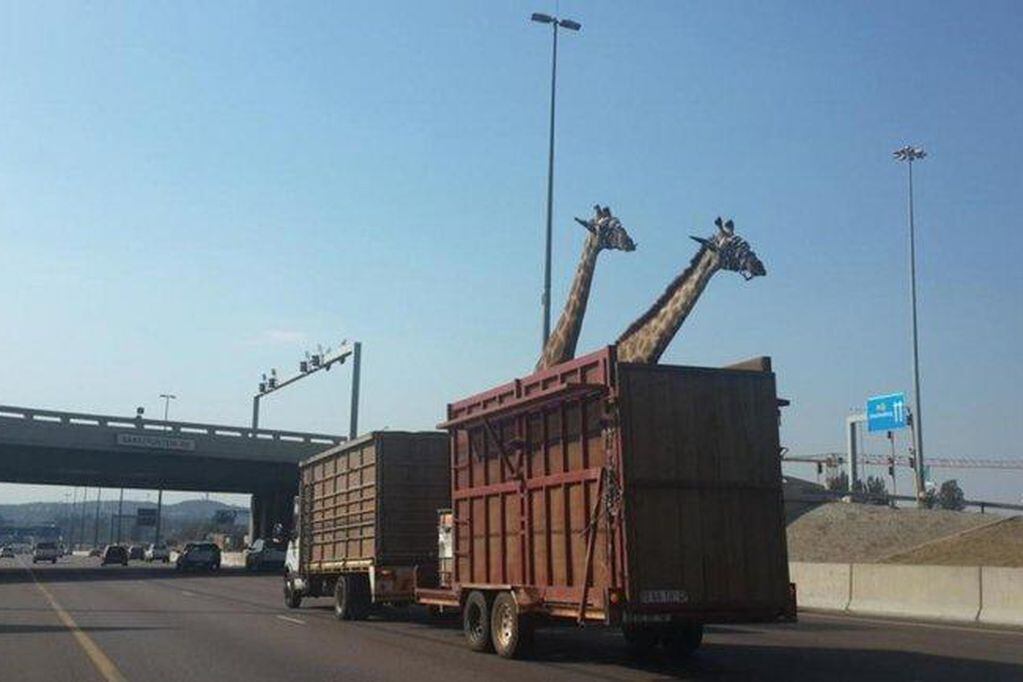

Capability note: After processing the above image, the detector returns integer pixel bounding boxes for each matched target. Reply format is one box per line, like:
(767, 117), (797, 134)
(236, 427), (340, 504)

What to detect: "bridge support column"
(249, 490), (294, 542)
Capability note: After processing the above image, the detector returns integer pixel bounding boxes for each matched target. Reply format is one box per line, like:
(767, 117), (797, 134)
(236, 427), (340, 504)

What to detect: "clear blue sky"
(1, 1), (1021, 505)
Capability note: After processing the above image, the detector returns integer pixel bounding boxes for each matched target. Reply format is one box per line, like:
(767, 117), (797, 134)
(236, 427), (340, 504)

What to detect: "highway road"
(2, 556), (1022, 681)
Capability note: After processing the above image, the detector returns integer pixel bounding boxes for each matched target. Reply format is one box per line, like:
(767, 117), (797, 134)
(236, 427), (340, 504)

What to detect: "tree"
(937, 479), (966, 511)
(826, 471), (848, 492)
(865, 476), (889, 505)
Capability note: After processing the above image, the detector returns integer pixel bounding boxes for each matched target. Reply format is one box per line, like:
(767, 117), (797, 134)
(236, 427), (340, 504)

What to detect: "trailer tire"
(284, 579), (302, 609)
(663, 623), (703, 657)
(623, 625), (659, 657)
(334, 574), (370, 621)
(463, 591), (493, 653)
(490, 592), (533, 659)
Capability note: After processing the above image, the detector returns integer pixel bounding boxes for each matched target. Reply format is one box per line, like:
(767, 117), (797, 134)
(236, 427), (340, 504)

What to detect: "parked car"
(144, 543), (170, 563)
(0, 545), (15, 559)
(101, 545), (129, 566)
(127, 545), (145, 561)
(175, 542), (221, 572)
(244, 538), (287, 572)
(32, 541), (60, 564)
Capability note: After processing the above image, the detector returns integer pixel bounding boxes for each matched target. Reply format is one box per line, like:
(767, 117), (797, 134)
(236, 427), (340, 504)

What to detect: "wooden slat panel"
(301, 432), (449, 568)
(619, 363), (789, 611)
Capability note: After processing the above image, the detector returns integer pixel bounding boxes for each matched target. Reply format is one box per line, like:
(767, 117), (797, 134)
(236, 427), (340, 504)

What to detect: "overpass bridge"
(0, 404), (345, 538)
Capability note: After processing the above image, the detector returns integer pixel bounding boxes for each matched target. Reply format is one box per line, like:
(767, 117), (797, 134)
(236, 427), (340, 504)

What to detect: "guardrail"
(786, 488), (1023, 514)
(0, 404), (344, 447)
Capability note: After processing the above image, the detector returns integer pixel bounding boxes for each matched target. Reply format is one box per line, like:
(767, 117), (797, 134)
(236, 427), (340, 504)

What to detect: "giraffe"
(615, 217), (765, 364)
(536, 205), (636, 370)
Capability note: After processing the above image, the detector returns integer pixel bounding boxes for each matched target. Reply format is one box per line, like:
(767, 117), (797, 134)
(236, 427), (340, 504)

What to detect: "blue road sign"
(867, 392), (908, 432)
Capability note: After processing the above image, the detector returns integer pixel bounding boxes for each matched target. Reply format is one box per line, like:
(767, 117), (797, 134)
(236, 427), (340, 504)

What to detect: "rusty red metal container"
(428, 346), (792, 625)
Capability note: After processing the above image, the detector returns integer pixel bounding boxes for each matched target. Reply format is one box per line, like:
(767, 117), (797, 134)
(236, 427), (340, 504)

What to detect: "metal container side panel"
(617, 363), (790, 614)
(448, 348), (618, 611)
(301, 436), (379, 569)
(375, 432), (451, 566)
(452, 400), (609, 593)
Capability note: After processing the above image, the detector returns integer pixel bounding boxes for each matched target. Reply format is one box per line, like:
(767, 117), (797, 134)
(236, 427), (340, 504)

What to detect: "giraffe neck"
(536, 233), (603, 370)
(616, 246), (721, 364)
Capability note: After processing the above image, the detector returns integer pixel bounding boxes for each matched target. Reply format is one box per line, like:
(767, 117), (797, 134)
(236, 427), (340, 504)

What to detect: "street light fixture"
(893, 144), (927, 507)
(531, 10), (582, 350)
(159, 393), (177, 421)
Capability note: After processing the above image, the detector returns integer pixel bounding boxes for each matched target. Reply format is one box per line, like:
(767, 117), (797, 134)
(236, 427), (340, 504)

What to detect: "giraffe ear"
(715, 217), (724, 230)
(691, 235), (717, 252)
(724, 219), (735, 234)
(575, 217), (596, 234)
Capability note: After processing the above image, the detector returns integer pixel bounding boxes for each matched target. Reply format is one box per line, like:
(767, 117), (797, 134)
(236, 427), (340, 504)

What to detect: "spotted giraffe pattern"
(537, 206), (635, 371)
(616, 217), (766, 365)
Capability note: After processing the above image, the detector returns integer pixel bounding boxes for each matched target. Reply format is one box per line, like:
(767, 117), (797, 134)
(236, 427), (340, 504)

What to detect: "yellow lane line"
(24, 560), (128, 682)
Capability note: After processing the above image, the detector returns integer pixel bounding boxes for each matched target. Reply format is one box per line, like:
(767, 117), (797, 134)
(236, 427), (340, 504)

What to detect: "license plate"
(640, 589), (689, 604)
(623, 612), (671, 624)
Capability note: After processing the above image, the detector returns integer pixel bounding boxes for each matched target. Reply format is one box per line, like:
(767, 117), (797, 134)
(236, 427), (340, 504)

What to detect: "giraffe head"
(575, 205), (636, 252)
(691, 217), (766, 280)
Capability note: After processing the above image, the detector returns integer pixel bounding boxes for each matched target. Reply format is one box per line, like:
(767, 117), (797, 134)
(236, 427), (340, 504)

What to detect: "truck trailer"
(283, 431), (450, 617)
(414, 346), (794, 658)
(285, 346), (794, 659)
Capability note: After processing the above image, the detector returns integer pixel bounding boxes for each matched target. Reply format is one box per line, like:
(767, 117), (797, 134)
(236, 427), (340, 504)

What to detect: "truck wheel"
(663, 623), (703, 657)
(623, 625), (659, 657)
(463, 591), (493, 653)
(335, 575), (369, 620)
(490, 592), (533, 659)
(284, 579), (303, 609)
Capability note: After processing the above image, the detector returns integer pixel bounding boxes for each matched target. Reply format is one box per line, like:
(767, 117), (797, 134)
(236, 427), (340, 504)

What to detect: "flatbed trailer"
(415, 346), (795, 658)
(284, 431), (449, 618)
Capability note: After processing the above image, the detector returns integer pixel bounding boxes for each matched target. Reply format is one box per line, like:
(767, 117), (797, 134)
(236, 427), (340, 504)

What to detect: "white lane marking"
(22, 559), (128, 682)
(276, 615), (306, 625)
(180, 590), (197, 597)
(804, 611), (1023, 638)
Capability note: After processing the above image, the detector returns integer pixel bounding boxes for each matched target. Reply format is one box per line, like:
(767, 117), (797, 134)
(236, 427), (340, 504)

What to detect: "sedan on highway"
(175, 542), (221, 572)
(244, 538), (287, 572)
(128, 545), (145, 561)
(0, 545), (15, 559)
(144, 543), (170, 563)
(101, 545), (129, 566)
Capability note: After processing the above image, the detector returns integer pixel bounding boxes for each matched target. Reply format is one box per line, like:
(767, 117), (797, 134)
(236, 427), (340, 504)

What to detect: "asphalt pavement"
(2, 555), (1022, 681)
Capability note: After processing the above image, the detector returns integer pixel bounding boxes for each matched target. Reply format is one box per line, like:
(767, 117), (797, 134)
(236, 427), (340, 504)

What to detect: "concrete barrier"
(848, 563), (981, 622)
(790, 562), (851, 611)
(979, 567), (1023, 627)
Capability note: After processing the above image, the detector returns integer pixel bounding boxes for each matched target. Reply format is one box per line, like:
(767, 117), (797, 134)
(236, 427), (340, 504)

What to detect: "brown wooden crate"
(300, 432), (449, 568)
(617, 363), (790, 611)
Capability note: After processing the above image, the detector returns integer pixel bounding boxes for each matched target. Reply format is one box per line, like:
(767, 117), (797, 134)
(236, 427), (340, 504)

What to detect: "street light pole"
(92, 488), (102, 549)
(894, 145), (927, 507)
(531, 12), (581, 350)
(155, 393), (175, 544)
(159, 393), (177, 422)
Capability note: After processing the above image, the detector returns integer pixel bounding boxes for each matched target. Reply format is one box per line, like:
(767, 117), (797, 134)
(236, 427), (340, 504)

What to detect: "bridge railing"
(0, 404), (344, 446)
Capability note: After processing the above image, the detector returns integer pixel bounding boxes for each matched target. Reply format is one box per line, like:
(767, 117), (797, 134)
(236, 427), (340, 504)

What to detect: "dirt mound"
(882, 516), (1023, 567)
(786, 502), (1001, 563)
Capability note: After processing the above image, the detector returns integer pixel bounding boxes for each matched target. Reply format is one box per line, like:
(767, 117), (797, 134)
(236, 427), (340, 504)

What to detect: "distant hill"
(0, 498), (248, 526)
